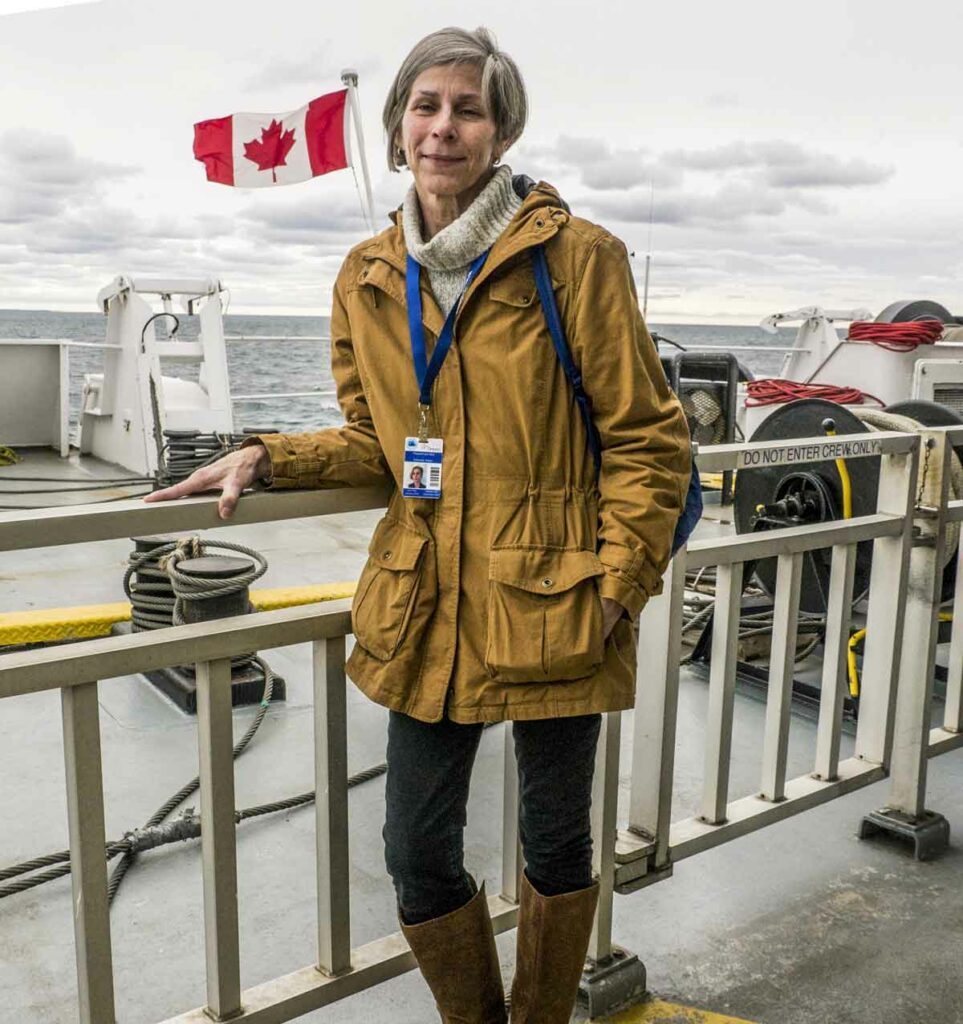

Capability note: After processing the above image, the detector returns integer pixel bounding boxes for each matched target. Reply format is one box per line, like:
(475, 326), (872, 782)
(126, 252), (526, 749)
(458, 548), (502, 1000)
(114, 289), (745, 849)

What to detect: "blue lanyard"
(405, 250), (489, 410)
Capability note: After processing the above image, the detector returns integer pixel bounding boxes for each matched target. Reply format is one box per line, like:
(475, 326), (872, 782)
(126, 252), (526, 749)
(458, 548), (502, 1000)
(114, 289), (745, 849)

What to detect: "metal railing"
(2, 429), (962, 1022)
(607, 428), (963, 903)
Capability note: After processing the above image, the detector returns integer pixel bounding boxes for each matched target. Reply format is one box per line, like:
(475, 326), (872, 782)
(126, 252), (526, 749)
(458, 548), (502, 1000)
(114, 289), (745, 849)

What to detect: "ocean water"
(0, 308), (792, 438)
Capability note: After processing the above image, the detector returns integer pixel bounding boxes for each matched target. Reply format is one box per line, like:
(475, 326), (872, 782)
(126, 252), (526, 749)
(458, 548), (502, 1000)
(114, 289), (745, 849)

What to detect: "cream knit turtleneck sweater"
(402, 164), (522, 316)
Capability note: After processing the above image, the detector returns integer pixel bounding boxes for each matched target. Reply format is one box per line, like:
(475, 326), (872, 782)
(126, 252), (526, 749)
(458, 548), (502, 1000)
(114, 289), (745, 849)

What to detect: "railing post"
(701, 562), (744, 824)
(760, 552), (803, 801)
(943, 534), (963, 735)
(313, 636), (352, 976)
(588, 710), (621, 964)
(62, 681), (116, 1024)
(581, 710), (647, 1017)
(860, 430), (951, 859)
(196, 657), (242, 1019)
(628, 551), (686, 867)
(854, 440), (918, 767)
(813, 543), (858, 781)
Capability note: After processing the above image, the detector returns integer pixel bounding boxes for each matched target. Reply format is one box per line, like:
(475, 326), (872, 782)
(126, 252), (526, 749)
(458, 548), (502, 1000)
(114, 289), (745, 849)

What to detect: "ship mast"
(642, 181), (654, 319)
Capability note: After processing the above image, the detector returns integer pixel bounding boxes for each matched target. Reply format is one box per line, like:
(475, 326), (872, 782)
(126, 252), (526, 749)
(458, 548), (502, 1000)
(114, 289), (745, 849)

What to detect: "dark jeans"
(384, 710), (602, 925)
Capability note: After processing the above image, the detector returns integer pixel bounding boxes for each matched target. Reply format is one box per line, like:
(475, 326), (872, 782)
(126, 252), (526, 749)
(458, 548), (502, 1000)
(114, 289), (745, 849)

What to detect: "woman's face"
(399, 62), (501, 205)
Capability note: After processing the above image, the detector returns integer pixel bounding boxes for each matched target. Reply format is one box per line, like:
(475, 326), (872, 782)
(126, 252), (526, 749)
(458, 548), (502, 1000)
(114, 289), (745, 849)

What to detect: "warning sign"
(737, 437), (884, 469)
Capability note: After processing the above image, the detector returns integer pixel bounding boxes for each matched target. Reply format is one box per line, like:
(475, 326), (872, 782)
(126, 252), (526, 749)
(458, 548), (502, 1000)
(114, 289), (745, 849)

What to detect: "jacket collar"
(355, 182), (570, 333)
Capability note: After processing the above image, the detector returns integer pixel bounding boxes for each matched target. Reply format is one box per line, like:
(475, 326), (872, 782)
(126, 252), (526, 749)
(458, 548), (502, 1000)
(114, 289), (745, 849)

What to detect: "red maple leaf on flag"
(243, 119), (297, 183)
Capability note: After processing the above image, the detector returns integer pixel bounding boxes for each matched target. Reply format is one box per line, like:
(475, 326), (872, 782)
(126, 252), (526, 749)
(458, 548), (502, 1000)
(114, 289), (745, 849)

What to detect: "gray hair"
(382, 26), (528, 173)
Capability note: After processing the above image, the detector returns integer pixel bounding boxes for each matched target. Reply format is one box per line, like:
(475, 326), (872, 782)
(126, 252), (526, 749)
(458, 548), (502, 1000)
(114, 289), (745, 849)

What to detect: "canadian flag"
(193, 89), (349, 188)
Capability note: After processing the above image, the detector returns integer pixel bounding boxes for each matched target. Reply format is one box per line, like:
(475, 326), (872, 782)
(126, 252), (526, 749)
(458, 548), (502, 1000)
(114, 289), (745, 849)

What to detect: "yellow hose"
(849, 614), (953, 698)
(847, 629), (865, 697)
(823, 424), (853, 520)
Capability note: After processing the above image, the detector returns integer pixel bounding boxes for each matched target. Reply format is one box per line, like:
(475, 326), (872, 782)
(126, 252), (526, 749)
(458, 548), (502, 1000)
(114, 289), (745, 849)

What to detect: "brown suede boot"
(509, 873), (599, 1024)
(400, 883), (508, 1024)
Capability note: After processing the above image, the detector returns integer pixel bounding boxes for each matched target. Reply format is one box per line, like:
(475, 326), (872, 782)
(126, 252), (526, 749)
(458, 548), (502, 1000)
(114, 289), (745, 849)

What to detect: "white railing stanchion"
(701, 562), (744, 824)
(854, 442), (919, 767)
(501, 724), (523, 903)
(196, 657), (242, 1020)
(588, 711), (621, 963)
(944, 533), (963, 734)
(628, 551), (686, 867)
(888, 432), (948, 815)
(62, 681), (116, 1024)
(814, 543), (858, 781)
(760, 552), (803, 801)
(313, 637), (352, 976)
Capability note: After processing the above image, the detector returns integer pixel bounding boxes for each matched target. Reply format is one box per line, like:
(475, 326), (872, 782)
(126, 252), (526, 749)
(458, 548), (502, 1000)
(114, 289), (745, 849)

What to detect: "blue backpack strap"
(531, 242), (700, 556)
(531, 244), (602, 477)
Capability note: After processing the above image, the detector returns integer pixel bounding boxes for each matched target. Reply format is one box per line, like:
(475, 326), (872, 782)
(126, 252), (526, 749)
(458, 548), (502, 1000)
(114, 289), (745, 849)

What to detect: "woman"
(148, 26), (691, 1023)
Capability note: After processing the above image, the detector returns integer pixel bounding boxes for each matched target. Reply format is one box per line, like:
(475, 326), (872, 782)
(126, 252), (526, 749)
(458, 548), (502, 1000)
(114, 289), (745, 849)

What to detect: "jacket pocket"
(484, 546), (605, 682)
(352, 517), (433, 661)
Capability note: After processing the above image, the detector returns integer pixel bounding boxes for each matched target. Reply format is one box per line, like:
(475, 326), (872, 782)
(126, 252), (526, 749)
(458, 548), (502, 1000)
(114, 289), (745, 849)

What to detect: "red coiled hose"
(847, 319), (944, 352)
(745, 379), (884, 407)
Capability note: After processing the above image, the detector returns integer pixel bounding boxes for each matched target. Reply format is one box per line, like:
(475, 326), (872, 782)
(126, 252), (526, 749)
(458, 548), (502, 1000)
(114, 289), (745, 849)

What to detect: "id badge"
(403, 437), (443, 499)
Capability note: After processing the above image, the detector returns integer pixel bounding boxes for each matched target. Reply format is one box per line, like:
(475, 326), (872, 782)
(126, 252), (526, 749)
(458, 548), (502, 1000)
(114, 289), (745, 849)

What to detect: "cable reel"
(734, 396), (963, 691)
(734, 400), (879, 613)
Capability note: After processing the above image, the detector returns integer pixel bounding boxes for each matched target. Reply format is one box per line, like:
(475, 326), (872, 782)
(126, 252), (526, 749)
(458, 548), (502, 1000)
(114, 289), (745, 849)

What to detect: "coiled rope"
(124, 536), (268, 639)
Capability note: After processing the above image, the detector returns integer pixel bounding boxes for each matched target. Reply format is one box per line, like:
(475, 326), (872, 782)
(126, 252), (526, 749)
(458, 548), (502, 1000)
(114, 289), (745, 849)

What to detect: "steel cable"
(105, 656), (274, 903)
(0, 730), (514, 900)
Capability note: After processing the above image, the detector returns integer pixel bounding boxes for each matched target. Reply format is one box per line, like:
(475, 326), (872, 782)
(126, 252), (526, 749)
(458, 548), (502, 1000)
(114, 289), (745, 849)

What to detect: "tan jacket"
(257, 183), (692, 723)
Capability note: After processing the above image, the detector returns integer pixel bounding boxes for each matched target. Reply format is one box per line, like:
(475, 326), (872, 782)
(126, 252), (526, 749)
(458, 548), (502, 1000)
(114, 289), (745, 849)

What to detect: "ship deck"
(1, 450), (962, 1024)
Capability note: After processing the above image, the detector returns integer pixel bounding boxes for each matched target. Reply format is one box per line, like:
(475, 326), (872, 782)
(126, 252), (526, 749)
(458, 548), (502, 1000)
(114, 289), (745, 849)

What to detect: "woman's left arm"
(572, 232), (692, 619)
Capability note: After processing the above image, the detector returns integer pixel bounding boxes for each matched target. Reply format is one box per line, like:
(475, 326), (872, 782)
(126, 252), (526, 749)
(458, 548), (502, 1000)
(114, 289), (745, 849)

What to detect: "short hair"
(382, 26), (528, 173)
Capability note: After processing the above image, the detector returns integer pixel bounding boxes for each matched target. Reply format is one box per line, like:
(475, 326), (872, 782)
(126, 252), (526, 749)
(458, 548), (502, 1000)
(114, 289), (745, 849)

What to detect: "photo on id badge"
(403, 437), (443, 499)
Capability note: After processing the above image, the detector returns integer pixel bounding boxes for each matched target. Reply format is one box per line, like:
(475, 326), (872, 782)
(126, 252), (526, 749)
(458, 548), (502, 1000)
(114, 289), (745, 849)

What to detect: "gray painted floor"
(1, 465), (961, 1024)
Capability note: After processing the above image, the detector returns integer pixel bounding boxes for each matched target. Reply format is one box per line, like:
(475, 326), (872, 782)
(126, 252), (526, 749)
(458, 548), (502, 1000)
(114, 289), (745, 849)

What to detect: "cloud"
(520, 136), (681, 192)
(528, 134), (893, 233)
(640, 140), (894, 190)
(0, 130), (139, 225)
(526, 134), (893, 227)
(582, 181), (790, 227)
(668, 140), (892, 189)
(239, 196), (368, 243)
(242, 46), (382, 94)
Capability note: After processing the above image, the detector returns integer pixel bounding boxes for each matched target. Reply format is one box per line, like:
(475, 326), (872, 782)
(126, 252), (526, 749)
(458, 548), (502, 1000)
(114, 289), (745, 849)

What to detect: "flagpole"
(341, 69), (376, 235)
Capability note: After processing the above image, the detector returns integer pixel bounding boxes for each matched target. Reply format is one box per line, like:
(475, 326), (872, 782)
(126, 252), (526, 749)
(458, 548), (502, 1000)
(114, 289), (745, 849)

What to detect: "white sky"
(1, 0), (961, 322)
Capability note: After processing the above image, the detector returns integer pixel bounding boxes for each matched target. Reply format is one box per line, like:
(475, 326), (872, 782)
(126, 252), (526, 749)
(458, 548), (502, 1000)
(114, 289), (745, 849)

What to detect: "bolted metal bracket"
(577, 946), (647, 1019)
(858, 807), (951, 861)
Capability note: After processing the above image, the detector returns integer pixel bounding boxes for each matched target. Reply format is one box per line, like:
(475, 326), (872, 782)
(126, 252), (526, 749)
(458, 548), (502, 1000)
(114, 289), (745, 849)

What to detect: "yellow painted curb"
(249, 582), (355, 611)
(599, 997), (757, 1023)
(0, 601), (131, 644)
(0, 582), (357, 646)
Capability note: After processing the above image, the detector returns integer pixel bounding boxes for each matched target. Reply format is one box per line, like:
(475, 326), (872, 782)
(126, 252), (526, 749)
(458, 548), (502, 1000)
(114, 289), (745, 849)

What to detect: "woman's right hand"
(143, 443), (272, 520)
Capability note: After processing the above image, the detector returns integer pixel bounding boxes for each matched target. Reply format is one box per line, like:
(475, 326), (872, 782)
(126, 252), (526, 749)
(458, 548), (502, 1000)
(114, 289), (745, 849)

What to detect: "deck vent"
(932, 385), (963, 418)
